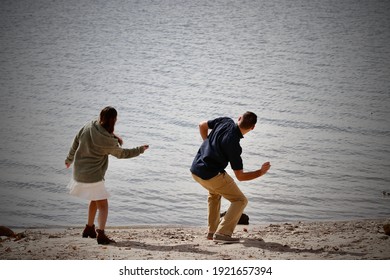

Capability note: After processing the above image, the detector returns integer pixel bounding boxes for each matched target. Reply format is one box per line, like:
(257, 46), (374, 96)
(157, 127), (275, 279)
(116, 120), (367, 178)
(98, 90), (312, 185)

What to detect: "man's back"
(190, 117), (243, 180)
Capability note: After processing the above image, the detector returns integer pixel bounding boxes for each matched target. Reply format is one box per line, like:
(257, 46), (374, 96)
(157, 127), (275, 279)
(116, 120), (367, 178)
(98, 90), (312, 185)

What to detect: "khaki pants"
(192, 172), (248, 236)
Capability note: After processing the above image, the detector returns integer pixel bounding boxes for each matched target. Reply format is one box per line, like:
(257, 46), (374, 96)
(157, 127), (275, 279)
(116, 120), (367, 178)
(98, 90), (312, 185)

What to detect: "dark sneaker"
(82, 224), (97, 238)
(96, 229), (116, 245)
(207, 233), (214, 240)
(213, 233), (240, 244)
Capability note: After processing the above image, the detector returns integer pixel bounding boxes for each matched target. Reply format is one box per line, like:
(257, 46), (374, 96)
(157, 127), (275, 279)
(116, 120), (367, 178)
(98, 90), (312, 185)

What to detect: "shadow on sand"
(113, 240), (216, 256)
(111, 237), (366, 259)
(242, 238), (366, 258)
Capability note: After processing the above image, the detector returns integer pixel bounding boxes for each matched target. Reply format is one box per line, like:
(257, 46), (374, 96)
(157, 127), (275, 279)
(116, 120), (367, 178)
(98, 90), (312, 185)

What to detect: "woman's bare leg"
(96, 199), (108, 230)
(87, 201), (97, 226)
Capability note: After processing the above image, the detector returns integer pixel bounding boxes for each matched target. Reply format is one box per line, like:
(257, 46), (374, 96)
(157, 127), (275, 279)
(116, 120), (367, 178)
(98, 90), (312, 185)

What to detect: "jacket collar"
(235, 124), (244, 139)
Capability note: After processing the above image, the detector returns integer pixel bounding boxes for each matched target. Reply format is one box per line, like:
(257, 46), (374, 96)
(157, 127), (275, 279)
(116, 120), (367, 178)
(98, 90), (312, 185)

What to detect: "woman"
(65, 106), (149, 244)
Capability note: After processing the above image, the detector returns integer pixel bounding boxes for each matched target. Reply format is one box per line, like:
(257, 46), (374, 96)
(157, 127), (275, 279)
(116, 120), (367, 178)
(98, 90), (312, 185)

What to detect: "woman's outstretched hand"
(261, 162), (271, 174)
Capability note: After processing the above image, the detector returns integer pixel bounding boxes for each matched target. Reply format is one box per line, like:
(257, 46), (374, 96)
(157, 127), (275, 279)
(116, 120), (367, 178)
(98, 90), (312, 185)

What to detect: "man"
(190, 112), (271, 243)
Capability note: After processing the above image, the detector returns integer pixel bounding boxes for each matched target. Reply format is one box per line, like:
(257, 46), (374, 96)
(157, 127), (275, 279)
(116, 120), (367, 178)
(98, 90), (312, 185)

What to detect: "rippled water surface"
(1, 0), (389, 227)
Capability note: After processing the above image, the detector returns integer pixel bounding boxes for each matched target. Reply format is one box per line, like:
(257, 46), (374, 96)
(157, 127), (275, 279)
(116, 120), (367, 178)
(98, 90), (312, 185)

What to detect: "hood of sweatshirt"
(89, 120), (118, 149)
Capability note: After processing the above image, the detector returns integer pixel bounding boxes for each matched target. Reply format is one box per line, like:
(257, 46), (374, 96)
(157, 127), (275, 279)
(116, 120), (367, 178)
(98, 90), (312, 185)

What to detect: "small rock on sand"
(0, 226), (16, 237)
(383, 224), (390, 236)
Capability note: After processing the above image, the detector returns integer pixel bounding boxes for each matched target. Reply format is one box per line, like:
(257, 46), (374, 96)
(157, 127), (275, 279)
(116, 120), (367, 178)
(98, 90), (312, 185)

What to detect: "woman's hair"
(240, 111), (257, 129)
(99, 106), (117, 134)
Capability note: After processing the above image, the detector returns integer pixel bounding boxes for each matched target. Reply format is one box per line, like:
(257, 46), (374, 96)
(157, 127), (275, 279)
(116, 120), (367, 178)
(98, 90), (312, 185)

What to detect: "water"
(0, 0), (389, 228)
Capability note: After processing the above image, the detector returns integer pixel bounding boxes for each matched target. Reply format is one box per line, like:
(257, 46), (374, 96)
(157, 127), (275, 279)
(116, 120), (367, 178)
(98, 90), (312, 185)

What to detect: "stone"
(383, 224), (390, 236)
(0, 226), (16, 237)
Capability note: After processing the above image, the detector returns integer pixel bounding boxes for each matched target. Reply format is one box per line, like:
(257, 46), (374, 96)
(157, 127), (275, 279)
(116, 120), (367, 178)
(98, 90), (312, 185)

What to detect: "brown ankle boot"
(96, 229), (116, 245)
(82, 224), (97, 238)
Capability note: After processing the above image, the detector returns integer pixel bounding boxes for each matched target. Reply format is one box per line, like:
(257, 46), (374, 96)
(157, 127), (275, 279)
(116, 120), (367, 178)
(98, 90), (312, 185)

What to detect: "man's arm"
(233, 162), (271, 181)
(199, 121), (209, 141)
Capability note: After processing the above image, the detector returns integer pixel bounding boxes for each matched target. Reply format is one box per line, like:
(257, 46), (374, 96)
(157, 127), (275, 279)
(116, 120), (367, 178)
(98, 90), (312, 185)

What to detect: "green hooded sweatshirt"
(65, 120), (145, 183)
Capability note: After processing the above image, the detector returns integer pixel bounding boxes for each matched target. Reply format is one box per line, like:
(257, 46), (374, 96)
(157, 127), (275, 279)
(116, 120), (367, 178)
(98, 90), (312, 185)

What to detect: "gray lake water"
(0, 0), (389, 227)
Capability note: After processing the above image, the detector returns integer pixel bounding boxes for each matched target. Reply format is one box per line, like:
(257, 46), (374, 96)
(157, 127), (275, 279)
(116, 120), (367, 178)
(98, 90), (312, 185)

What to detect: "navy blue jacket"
(190, 117), (243, 180)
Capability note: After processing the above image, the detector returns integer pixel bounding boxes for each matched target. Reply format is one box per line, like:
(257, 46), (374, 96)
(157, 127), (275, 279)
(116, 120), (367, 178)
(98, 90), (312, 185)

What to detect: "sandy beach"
(1, 218), (389, 260)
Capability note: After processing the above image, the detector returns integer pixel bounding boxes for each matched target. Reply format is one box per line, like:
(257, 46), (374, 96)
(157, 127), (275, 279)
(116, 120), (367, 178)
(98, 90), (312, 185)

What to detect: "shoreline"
(6, 215), (390, 229)
(1, 218), (389, 260)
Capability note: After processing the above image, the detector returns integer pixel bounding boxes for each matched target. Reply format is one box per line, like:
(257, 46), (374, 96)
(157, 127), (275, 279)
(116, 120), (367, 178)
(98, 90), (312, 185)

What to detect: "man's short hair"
(240, 111), (257, 129)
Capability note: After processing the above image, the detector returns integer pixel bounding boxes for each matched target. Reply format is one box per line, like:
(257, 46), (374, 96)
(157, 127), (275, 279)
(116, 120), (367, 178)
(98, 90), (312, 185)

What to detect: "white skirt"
(67, 179), (110, 200)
